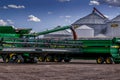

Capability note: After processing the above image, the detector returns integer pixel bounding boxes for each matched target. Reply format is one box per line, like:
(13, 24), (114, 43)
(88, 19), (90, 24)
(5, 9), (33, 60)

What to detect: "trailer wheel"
(54, 56), (62, 62)
(16, 55), (24, 63)
(64, 57), (71, 62)
(38, 56), (44, 62)
(105, 57), (113, 64)
(45, 56), (53, 62)
(10, 55), (18, 63)
(1, 55), (9, 63)
(33, 57), (38, 63)
(96, 57), (104, 64)
(3, 58), (9, 63)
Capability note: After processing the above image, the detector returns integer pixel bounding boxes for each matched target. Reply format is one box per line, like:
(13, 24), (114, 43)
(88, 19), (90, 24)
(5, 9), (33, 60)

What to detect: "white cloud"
(7, 19), (14, 24)
(91, 0), (120, 7)
(58, 0), (71, 2)
(8, 4), (25, 9)
(3, 4), (25, 9)
(89, 0), (100, 5)
(0, 19), (7, 25)
(103, 0), (120, 6)
(28, 15), (41, 22)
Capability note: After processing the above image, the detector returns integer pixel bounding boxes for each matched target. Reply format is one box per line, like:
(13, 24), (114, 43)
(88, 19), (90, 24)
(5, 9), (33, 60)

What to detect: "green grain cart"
(0, 26), (120, 64)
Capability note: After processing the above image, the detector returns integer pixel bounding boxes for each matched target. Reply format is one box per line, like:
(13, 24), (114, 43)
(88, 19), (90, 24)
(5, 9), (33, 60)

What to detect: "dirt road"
(0, 60), (119, 80)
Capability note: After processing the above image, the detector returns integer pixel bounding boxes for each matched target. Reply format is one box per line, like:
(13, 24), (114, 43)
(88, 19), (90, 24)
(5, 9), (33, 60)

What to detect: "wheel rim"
(97, 57), (104, 64)
(98, 58), (102, 63)
(5, 58), (9, 63)
(106, 57), (113, 64)
(38, 57), (44, 62)
(17, 59), (21, 63)
(46, 57), (50, 62)
(54, 57), (59, 62)
(45, 56), (52, 62)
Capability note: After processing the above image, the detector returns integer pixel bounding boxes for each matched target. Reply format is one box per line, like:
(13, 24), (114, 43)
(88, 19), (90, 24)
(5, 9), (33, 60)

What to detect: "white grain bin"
(72, 12), (108, 36)
(75, 25), (94, 38)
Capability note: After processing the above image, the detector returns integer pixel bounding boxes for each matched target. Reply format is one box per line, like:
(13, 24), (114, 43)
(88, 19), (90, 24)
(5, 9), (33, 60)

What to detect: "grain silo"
(106, 15), (120, 37)
(75, 25), (94, 38)
(72, 7), (108, 36)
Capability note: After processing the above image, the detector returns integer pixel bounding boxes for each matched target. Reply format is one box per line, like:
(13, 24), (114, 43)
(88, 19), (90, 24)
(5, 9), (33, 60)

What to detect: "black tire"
(96, 57), (104, 64)
(38, 56), (45, 62)
(45, 55), (53, 62)
(1, 55), (9, 63)
(10, 55), (17, 63)
(33, 57), (38, 63)
(54, 56), (62, 62)
(64, 57), (71, 62)
(105, 57), (113, 64)
(3, 57), (9, 63)
(16, 55), (24, 63)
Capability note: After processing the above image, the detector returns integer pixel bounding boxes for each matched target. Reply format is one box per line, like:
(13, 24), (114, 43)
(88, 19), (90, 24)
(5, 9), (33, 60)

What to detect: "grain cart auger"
(35, 26), (78, 40)
(23, 26), (78, 40)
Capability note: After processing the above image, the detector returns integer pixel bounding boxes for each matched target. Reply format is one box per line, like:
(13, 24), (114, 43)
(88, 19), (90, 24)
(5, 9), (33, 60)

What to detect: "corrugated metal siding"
(106, 22), (120, 37)
(73, 24), (107, 36)
(111, 15), (120, 22)
(43, 29), (72, 39)
(73, 13), (108, 25)
(75, 25), (94, 38)
(48, 30), (71, 35)
(72, 12), (108, 36)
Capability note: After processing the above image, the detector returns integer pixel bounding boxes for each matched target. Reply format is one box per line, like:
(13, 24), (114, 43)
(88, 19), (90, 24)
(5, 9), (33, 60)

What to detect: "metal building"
(75, 25), (94, 38)
(44, 26), (72, 39)
(72, 8), (108, 36)
(106, 15), (120, 37)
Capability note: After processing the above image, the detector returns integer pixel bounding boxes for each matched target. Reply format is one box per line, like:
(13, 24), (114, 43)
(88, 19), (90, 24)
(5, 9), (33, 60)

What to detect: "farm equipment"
(0, 26), (120, 64)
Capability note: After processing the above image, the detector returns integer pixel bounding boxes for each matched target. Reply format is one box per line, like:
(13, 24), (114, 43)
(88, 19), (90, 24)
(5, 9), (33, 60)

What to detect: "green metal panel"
(83, 47), (110, 53)
(112, 37), (120, 43)
(0, 26), (15, 33)
(0, 34), (20, 38)
(80, 40), (112, 46)
(17, 29), (32, 34)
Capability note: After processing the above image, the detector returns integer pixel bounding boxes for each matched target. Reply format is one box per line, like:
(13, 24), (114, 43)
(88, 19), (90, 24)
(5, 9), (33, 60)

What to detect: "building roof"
(73, 12), (108, 25)
(45, 26), (72, 35)
(48, 30), (71, 35)
(111, 15), (120, 22)
(76, 25), (93, 30)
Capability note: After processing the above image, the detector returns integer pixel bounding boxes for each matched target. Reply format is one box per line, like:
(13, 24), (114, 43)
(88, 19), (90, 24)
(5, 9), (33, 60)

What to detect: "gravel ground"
(0, 60), (119, 80)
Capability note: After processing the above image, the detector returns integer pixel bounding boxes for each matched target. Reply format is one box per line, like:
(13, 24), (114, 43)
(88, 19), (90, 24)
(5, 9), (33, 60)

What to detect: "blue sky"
(0, 0), (120, 32)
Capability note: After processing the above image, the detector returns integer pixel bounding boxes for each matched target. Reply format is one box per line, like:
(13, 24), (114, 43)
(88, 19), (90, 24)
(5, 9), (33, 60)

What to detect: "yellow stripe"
(111, 46), (120, 48)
